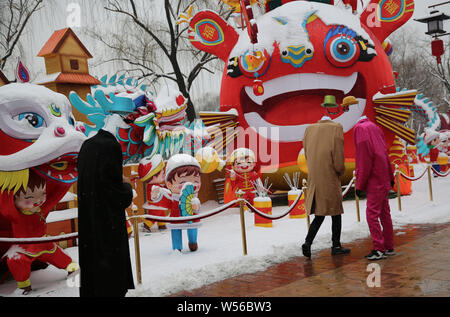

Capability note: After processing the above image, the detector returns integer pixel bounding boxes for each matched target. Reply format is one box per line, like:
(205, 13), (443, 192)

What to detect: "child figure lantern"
(151, 154), (202, 252)
(138, 154), (170, 231)
(0, 169), (78, 295)
(224, 148), (260, 205)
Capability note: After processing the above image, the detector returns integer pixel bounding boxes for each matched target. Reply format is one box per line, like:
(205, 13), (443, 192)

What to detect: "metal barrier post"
(302, 179), (310, 229)
(396, 165), (402, 211)
(132, 208), (142, 284)
(237, 190), (248, 256)
(427, 163), (434, 201)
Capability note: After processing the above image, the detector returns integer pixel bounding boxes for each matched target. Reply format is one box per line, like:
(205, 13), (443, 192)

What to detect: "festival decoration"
(195, 147), (225, 174)
(15, 58), (31, 83)
(389, 136), (411, 195)
(251, 177), (273, 227)
(138, 154), (170, 231)
(199, 109), (239, 154)
(224, 148), (261, 205)
(69, 79), (206, 163)
(183, 0), (416, 187)
(284, 172), (306, 218)
(163, 154), (202, 252)
(0, 83), (86, 294)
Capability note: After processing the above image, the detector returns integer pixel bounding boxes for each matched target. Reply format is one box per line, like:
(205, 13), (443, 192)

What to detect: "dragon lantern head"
(0, 83), (86, 192)
(187, 0), (415, 166)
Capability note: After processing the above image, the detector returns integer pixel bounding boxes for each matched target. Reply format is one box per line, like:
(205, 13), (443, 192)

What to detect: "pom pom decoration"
(253, 79), (265, 96)
(195, 147), (225, 173)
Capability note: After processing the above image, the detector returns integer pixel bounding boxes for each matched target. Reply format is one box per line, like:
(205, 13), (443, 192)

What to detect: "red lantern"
(253, 79), (264, 96)
(431, 38), (444, 64)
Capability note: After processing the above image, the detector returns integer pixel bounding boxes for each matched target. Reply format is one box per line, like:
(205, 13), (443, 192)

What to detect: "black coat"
(77, 129), (134, 297)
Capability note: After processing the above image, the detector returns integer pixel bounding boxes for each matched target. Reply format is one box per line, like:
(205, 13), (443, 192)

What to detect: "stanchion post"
(237, 190), (248, 256)
(395, 164), (402, 211)
(353, 172), (360, 222)
(302, 179), (310, 229)
(132, 209), (142, 284)
(427, 163), (433, 202)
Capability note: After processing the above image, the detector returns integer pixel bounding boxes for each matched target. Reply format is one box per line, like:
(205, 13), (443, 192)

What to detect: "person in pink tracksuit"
(354, 116), (395, 260)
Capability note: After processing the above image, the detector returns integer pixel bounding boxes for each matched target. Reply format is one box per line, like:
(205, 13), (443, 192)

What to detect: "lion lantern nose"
(54, 126), (66, 137)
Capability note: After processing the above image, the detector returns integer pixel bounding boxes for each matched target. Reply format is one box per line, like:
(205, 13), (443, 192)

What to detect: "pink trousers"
(366, 189), (394, 252)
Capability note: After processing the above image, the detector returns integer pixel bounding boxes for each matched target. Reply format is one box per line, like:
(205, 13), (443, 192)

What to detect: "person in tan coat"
(301, 114), (351, 259)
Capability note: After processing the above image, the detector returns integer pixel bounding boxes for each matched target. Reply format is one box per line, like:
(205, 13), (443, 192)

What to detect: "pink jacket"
(354, 118), (394, 192)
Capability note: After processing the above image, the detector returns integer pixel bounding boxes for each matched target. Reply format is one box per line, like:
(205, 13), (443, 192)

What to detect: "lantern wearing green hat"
(321, 95), (340, 115)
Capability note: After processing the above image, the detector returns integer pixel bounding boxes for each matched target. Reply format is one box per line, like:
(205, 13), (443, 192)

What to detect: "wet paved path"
(172, 222), (450, 297)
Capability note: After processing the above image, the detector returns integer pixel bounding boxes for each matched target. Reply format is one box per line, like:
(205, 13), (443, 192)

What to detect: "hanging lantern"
(431, 38), (445, 64)
(253, 79), (264, 96)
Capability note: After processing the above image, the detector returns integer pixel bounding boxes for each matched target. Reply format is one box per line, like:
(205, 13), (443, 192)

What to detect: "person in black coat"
(77, 111), (135, 297)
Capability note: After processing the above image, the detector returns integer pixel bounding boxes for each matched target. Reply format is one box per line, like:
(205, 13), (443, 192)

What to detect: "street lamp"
(415, 7), (450, 65)
(415, 10), (450, 37)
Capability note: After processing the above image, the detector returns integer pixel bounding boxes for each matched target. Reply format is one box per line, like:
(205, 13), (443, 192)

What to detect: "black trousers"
(305, 215), (342, 247)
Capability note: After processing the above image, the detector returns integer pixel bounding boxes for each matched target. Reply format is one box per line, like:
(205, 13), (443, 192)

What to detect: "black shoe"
(384, 249), (396, 256)
(302, 243), (311, 259)
(331, 246), (351, 255)
(188, 243), (198, 252)
(365, 250), (387, 260)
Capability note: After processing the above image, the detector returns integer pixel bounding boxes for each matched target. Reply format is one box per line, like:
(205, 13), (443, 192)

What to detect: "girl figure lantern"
(138, 154), (170, 231)
(0, 169), (78, 295)
(224, 148), (260, 205)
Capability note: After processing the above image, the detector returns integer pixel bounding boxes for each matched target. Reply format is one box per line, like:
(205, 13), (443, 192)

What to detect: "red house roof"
(38, 28), (93, 58)
(40, 72), (101, 85)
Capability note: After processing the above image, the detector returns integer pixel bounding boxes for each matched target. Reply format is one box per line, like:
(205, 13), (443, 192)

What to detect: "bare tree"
(94, 0), (231, 122)
(0, 0), (44, 70)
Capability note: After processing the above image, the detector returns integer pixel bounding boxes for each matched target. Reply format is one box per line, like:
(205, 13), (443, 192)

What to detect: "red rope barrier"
(399, 168), (428, 181)
(430, 166), (450, 177)
(0, 233), (78, 245)
(244, 192), (302, 220)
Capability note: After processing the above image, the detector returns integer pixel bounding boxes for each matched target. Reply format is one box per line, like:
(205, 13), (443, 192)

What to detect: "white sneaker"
(365, 250), (387, 260)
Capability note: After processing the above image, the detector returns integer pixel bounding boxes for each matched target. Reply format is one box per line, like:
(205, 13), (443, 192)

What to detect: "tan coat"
(303, 120), (346, 216)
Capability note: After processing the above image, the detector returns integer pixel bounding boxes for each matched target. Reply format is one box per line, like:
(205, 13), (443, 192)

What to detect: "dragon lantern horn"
(360, 0), (414, 43)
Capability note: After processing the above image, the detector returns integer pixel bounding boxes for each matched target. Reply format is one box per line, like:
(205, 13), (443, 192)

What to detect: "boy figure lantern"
(224, 148), (260, 205)
(152, 154), (202, 252)
(1, 169), (78, 295)
(138, 154), (170, 231)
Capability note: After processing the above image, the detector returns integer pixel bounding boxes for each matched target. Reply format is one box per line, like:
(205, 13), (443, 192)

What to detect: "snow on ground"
(0, 164), (449, 297)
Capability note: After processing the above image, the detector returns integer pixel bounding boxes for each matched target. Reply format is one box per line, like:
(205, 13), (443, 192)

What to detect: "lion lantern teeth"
(244, 72), (358, 106)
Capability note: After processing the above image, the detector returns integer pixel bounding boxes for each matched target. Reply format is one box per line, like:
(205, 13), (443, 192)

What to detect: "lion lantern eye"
(17, 112), (45, 128)
(324, 25), (375, 68)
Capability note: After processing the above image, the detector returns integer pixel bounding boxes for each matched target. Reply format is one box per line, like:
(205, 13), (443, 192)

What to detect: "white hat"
(227, 148), (255, 163)
(138, 154), (164, 182)
(165, 153), (201, 182)
(424, 129), (439, 144)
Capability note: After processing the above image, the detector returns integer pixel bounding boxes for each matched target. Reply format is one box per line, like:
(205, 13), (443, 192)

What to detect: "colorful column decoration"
(251, 178), (273, 228)
(283, 172), (306, 219)
(253, 197), (273, 227)
(288, 190), (306, 219)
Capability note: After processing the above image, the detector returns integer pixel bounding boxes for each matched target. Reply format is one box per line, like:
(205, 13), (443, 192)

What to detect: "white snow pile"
(0, 164), (449, 297)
